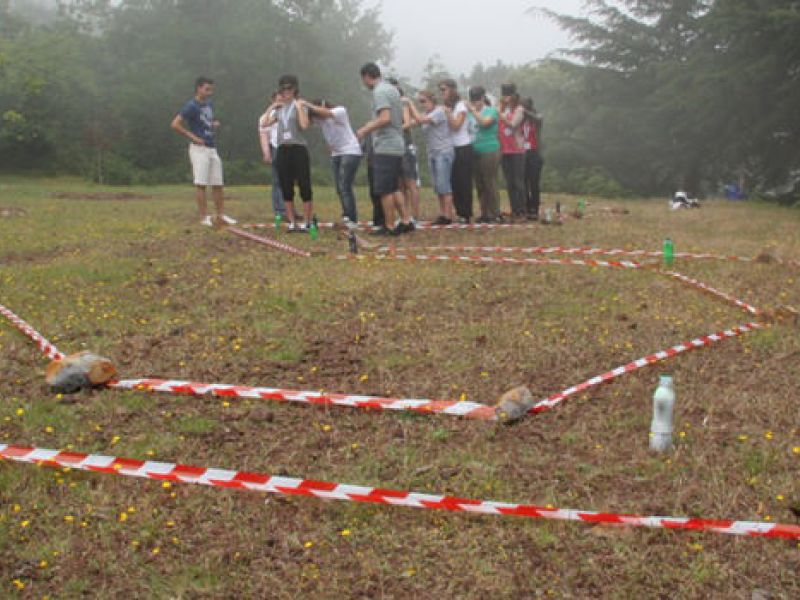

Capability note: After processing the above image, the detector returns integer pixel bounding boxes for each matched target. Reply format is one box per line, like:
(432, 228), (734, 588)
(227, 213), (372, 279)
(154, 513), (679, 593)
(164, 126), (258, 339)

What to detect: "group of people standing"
(172, 65), (544, 235)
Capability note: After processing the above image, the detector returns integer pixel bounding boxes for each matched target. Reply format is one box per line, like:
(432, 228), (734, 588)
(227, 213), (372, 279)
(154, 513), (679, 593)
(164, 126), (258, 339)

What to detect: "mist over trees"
(1, 0), (798, 201)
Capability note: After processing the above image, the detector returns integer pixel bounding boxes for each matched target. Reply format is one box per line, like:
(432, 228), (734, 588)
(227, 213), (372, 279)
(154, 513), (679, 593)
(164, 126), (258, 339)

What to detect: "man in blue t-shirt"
(171, 76), (236, 226)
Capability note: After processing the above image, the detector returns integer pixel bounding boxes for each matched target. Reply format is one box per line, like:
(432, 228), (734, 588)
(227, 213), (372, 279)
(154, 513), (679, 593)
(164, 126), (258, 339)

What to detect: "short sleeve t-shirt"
(371, 81), (405, 156)
(318, 106), (362, 157)
(276, 101), (309, 146)
(449, 101), (472, 147)
(473, 107), (500, 154)
(179, 98), (215, 148)
(422, 106), (454, 155)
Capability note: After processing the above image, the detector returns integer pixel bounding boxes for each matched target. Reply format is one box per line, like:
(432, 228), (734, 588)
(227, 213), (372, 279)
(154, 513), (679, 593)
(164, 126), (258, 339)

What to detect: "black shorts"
(402, 146), (418, 181)
(372, 154), (403, 197)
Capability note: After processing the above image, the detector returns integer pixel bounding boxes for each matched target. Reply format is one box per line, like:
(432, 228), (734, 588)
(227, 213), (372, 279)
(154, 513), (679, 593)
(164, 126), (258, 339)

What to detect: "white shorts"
(189, 144), (224, 187)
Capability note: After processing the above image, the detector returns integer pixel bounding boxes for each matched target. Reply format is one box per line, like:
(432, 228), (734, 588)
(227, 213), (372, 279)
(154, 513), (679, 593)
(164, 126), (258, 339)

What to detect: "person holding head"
(388, 78), (421, 225)
(356, 63), (412, 236)
(258, 92), (285, 222)
(305, 99), (362, 226)
(171, 76), (236, 226)
(522, 97), (544, 220)
(264, 74), (313, 232)
(497, 83), (527, 220)
(406, 90), (456, 225)
(466, 87), (501, 223)
(440, 79), (474, 224)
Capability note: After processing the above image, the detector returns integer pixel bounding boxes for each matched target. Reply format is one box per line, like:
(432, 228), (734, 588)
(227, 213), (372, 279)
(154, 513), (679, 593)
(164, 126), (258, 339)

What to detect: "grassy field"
(1, 177), (798, 598)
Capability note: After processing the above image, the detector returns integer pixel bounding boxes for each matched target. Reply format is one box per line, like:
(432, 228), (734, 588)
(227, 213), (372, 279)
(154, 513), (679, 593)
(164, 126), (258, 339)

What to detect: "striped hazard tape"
(376, 244), (758, 263)
(227, 226), (311, 258)
(664, 271), (763, 317)
(2, 444), (798, 540)
(0, 303), (765, 421)
(337, 254), (645, 270)
(0, 304), (64, 361)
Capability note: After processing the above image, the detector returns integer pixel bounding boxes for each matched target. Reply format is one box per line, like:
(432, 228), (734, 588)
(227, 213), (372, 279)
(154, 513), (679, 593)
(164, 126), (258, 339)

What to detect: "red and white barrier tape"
(377, 245), (757, 263)
(338, 254), (645, 270)
(227, 226), (311, 258)
(109, 378), (497, 420)
(243, 221), (546, 232)
(664, 271), (763, 317)
(0, 303), (764, 421)
(0, 304), (64, 361)
(2, 444), (797, 540)
(530, 322), (764, 414)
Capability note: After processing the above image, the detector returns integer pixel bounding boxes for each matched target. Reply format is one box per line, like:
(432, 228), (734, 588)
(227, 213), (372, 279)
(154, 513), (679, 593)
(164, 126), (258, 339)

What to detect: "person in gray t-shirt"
(356, 62), (412, 236)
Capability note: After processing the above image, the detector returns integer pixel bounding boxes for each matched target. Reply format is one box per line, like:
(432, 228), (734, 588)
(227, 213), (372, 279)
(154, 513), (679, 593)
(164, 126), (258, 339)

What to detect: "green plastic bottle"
(577, 199), (586, 217)
(309, 215), (319, 241)
(274, 213), (282, 231)
(663, 238), (674, 267)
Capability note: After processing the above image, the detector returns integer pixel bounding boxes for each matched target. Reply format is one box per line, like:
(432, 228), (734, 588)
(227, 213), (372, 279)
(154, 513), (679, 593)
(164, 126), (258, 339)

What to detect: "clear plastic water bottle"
(663, 238), (674, 267)
(274, 213), (282, 231)
(650, 375), (675, 453)
(543, 208), (553, 224)
(309, 215), (319, 241)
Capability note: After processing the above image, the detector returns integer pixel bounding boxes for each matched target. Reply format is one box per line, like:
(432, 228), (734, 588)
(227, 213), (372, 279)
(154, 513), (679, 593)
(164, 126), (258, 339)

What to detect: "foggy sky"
(371, 0), (586, 83)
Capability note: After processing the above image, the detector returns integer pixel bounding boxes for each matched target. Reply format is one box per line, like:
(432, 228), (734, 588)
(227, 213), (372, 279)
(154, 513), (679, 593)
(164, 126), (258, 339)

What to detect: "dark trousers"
(276, 144), (312, 202)
(501, 153), (526, 216)
(452, 145), (474, 219)
(367, 162), (385, 227)
(525, 150), (544, 217)
(269, 145), (285, 216)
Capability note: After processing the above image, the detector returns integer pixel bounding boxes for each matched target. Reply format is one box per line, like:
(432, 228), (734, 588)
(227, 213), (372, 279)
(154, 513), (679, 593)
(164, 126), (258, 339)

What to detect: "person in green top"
(467, 86), (502, 223)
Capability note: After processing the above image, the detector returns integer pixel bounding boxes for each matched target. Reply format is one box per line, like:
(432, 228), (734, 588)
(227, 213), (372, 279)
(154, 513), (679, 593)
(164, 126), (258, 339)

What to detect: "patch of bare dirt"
(0, 205), (27, 218)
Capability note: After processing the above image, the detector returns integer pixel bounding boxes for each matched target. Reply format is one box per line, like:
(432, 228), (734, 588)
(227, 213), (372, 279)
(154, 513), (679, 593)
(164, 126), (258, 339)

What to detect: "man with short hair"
(356, 63), (411, 235)
(171, 76), (235, 226)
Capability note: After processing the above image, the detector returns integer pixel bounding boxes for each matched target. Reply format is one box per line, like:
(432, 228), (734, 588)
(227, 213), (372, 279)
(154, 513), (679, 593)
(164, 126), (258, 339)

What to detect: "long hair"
(439, 78), (460, 108)
(417, 89), (437, 107)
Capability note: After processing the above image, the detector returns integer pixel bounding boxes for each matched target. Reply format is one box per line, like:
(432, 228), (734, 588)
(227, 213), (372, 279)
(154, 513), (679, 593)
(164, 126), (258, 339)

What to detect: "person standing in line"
(264, 74), (313, 232)
(522, 97), (544, 221)
(467, 87), (502, 223)
(389, 78), (421, 225)
(406, 90), (456, 225)
(306, 99), (362, 226)
(440, 79), (474, 224)
(356, 63), (412, 236)
(258, 91), (285, 222)
(497, 83), (527, 220)
(170, 76), (236, 226)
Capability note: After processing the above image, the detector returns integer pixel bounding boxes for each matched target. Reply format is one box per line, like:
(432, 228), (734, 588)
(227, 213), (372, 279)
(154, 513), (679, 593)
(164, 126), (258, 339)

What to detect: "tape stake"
(2, 444), (797, 540)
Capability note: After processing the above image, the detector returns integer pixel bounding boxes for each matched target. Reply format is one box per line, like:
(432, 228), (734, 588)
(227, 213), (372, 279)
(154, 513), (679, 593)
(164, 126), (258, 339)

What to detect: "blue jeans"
(429, 150), (455, 195)
(331, 154), (361, 222)
(270, 145), (285, 216)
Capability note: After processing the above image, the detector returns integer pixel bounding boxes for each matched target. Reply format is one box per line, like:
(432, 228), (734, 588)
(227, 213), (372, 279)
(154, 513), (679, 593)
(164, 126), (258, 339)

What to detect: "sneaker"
(432, 216), (449, 226)
(403, 221), (415, 233)
(221, 215), (237, 225)
(201, 215), (213, 227)
(369, 226), (391, 236)
(388, 225), (404, 236)
(287, 222), (299, 233)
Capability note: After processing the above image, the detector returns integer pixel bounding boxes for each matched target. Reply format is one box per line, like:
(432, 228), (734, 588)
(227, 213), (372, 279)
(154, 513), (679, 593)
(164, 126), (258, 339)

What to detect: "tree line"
(1, 0), (798, 202)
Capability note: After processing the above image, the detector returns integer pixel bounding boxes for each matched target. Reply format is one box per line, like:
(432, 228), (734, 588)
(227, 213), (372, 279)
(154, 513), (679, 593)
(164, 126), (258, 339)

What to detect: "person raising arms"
(356, 63), (412, 236)
(305, 99), (362, 226)
(264, 74), (313, 232)
(405, 90), (456, 225)
(440, 79), (474, 224)
(497, 83), (527, 220)
(258, 91), (286, 223)
(466, 86), (502, 223)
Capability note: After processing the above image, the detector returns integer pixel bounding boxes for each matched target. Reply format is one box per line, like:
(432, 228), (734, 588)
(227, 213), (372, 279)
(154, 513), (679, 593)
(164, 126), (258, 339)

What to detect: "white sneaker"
(221, 215), (237, 225)
(201, 215), (213, 227)
(287, 222), (299, 233)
